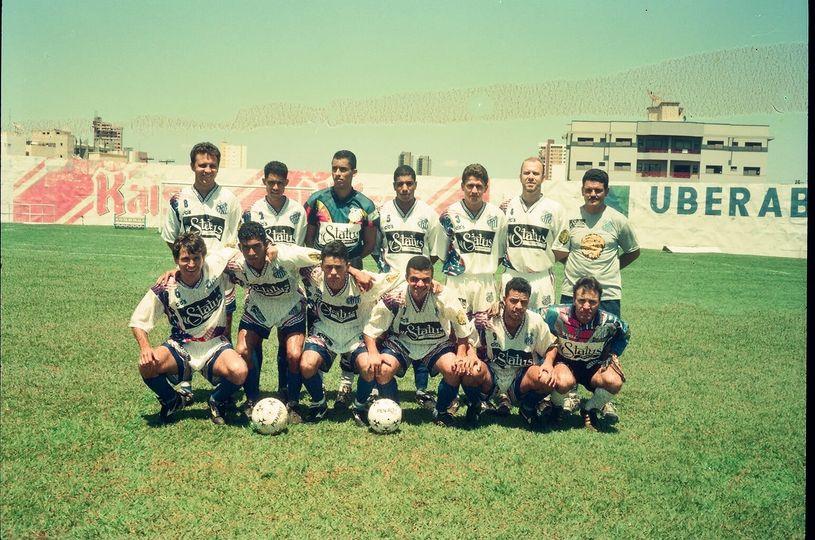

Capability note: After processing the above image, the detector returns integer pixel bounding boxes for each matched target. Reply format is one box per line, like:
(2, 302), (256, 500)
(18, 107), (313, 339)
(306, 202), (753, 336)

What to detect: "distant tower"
(398, 151), (413, 169)
(416, 155), (432, 176)
(92, 116), (123, 152)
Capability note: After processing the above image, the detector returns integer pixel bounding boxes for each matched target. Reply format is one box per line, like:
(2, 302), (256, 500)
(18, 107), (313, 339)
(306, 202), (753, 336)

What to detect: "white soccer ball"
(368, 398), (402, 434)
(250, 398), (288, 435)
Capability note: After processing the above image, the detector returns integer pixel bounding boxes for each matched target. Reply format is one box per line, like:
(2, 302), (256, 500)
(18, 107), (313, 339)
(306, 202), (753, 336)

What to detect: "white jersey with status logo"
(377, 199), (446, 273)
(501, 196), (567, 274)
(162, 185), (243, 251)
(224, 245), (320, 330)
(476, 309), (556, 394)
(440, 200), (507, 276)
(301, 269), (401, 354)
(244, 196), (306, 246)
(363, 283), (475, 360)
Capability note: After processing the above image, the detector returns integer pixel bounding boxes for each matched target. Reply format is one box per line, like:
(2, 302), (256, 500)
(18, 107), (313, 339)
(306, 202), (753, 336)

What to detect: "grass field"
(0, 223), (806, 538)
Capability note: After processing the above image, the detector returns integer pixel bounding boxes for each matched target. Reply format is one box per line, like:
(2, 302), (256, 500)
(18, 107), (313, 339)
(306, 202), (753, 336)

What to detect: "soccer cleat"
(241, 398), (257, 417)
(277, 387), (290, 404)
(465, 403), (482, 426)
(334, 382), (353, 410)
(433, 411), (455, 427)
(351, 407), (369, 427)
(415, 390), (437, 411)
(562, 390), (581, 413)
(178, 381), (194, 406)
(600, 401), (619, 423)
(286, 402), (304, 425)
(580, 406), (600, 432)
(306, 399), (328, 423)
(496, 393), (512, 416)
(447, 397), (461, 416)
(519, 405), (543, 428)
(159, 393), (185, 423)
(208, 397), (228, 426)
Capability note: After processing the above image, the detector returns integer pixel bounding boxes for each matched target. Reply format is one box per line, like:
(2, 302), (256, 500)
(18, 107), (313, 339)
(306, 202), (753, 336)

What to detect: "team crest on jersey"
(346, 295), (361, 306)
(273, 266), (287, 279)
(486, 291), (494, 303)
(525, 334), (534, 345)
(217, 202), (228, 215)
(417, 218), (429, 231)
(205, 278), (215, 289)
(542, 212), (553, 225)
(557, 229), (570, 244)
(487, 216), (498, 229)
(290, 213), (301, 225)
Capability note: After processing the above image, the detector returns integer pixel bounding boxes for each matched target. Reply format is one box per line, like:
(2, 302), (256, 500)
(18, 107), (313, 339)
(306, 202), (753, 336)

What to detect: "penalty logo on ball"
(250, 398), (288, 435)
(368, 398), (402, 434)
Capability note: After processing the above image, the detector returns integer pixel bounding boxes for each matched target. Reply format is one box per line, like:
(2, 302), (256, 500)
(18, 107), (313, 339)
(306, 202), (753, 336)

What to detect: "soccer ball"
(250, 398), (288, 435)
(368, 398), (402, 434)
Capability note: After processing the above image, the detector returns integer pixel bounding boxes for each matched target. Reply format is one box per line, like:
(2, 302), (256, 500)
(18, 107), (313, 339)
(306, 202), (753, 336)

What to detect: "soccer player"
(161, 142), (242, 401)
(243, 160), (307, 402)
(296, 241), (400, 421)
(440, 163), (507, 320)
(226, 221), (319, 423)
(544, 276), (630, 431)
(131, 232), (249, 425)
(375, 165), (447, 409)
(304, 150), (380, 409)
(351, 255), (474, 426)
(552, 168), (639, 421)
(495, 156), (568, 415)
(457, 277), (558, 428)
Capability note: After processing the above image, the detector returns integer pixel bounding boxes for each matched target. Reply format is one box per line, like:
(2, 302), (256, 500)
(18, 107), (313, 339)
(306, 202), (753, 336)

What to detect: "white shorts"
(444, 273), (498, 315)
(501, 269), (556, 314)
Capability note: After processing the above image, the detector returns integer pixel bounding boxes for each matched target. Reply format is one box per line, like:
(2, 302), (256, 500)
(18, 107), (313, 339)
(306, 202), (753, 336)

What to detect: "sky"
(1, 0), (808, 180)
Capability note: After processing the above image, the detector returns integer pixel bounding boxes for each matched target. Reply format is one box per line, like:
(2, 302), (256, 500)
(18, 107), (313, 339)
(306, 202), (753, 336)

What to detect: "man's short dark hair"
(461, 163), (489, 188)
(321, 240), (349, 262)
(264, 161), (288, 180)
(582, 168), (609, 189)
(573, 276), (603, 299)
(406, 255), (433, 275)
(172, 231), (207, 260)
(190, 142), (221, 166)
(333, 150), (357, 170)
(238, 221), (268, 245)
(505, 277), (532, 298)
(393, 165), (417, 183)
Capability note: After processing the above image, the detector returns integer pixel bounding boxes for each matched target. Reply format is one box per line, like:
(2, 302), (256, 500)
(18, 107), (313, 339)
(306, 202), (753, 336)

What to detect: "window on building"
(745, 142), (762, 148)
(614, 162), (631, 171)
(577, 137), (594, 143)
(731, 166), (738, 171)
(616, 138), (632, 144)
(744, 167), (761, 176)
(598, 162), (605, 166)
(705, 165), (723, 174)
(707, 140), (724, 146)
(576, 161), (592, 170)
(732, 141), (739, 147)
(599, 137), (606, 143)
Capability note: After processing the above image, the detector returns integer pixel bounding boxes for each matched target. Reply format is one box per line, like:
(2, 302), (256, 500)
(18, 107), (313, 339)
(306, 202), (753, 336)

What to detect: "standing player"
(131, 232), (249, 425)
(161, 142), (242, 401)
(351, 256), (474, 426)
(225, 221), (319, 423)
(243, 161), (307, 402)
(458, 278), (558, 428)
(495, 156), (567, 415)
(543, 277), (630, 431)
(552, 168), (639, 421)
(295, 241), (400, 421)
(440, 163), (507, 320)
(304, 150), (380, 409)
(375, 165), (447, 409)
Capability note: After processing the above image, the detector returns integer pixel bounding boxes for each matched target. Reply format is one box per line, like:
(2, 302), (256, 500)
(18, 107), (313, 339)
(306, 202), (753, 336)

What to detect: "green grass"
(0, 224), (806, 538)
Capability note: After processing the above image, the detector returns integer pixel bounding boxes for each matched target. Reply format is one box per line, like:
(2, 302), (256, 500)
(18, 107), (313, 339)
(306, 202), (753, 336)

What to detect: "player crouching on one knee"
(351, 255), (475, 427)
(131, 232), (251, 425)
(454, 277), (558, 428)
(543, 276), (629, 431)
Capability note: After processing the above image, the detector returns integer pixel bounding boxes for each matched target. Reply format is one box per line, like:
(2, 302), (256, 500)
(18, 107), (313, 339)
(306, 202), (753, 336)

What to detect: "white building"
(1, 131), (27, 156)
(565, 102), (771, 183)
(220, 141), (247, 169)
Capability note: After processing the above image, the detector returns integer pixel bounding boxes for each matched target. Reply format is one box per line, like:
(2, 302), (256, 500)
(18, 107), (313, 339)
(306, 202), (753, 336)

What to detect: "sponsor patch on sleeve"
(557, 229), (570, 244)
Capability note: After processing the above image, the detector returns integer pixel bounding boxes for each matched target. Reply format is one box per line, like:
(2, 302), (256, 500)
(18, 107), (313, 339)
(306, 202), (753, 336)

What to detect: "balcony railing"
(670, 148), (701, 154)
(638, 147), (670, 153)
(639, 171), (667, 177)
(670, 171), (692, 178)
(700, 144), (767, 152)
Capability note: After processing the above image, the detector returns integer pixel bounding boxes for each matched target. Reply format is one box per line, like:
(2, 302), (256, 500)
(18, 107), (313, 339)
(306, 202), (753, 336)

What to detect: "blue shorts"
(303, 335), (350, 373)
(348, 344), (409, 377)
(239, 314), (306, 341)
(555, 357), (602, 392)
(163, 339), (232, 386)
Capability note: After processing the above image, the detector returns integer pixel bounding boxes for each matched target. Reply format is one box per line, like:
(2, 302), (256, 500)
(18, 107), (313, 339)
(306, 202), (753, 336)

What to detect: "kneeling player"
(226, 221), (321, 422)
(458, 277), (558, 427)
(351, 255), (474, 426)
(544, 276), (630, 431)
(131, 232), (249, 425)
(296, 241), (400, 422)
